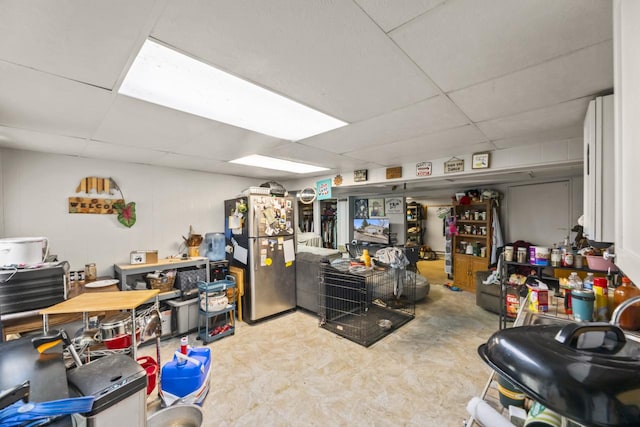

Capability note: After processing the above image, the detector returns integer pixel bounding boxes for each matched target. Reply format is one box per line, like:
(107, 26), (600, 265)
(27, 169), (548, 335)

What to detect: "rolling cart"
(197, 277), (236, 343)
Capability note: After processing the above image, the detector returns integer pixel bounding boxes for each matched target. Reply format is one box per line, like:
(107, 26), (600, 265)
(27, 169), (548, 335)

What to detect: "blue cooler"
(160, 347), (211, 406)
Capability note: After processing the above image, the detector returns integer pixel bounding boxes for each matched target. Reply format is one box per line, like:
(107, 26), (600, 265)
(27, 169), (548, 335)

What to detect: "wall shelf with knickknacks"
(452, 200), (493, 292)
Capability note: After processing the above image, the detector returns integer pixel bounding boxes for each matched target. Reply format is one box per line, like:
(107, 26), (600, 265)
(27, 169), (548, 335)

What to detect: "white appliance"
(583, 94), (614, 243)
(0, 237), (48, 266)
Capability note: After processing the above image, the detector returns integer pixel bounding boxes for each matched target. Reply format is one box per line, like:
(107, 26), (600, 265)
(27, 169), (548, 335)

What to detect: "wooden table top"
(40, 289), (159, 314)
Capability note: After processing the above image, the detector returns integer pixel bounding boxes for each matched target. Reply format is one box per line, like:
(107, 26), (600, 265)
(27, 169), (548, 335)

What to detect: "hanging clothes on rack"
(490, 203), (503, 266)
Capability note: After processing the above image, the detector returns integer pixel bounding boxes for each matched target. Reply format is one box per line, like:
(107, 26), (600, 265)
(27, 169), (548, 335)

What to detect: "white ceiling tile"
(0, 61), (114, 138)
(345, 125), (487, 164)
(266, 142), (369, 171)
(83, 140), (168, 165)
(492, 126), (583, 149)
(0, 125), (87, 155)
(173, 127), (285, 161)
(0, 1), (157, 88)
(477, 97), (592, 140)
(449, 41), (613, 122)
(152, 0), (437, 123)
(355, 0), (445, 32)
(94, 95), (230, 150)
(300, 95), (470, 154)
(391, 0), (612, 91)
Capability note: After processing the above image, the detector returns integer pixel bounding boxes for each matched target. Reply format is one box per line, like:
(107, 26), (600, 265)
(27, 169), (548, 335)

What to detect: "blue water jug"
(161, 347), (211, 402)
(205, 232), (225, 261)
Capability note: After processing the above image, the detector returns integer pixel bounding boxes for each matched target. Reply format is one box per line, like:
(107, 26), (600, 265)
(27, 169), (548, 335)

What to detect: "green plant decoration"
(113, 201), (136, 228)
(111, 178), (137, 228)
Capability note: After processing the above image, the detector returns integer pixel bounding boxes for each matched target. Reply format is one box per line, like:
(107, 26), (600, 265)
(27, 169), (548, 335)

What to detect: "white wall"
(0, 149), (256, 276)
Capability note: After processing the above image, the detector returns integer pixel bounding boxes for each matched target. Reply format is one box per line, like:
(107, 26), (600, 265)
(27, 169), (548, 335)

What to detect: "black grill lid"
(478, 323), (640, 426)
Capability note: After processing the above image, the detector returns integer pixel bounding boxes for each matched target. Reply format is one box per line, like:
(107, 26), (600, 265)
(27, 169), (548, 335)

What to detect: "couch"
(475, 270), (501, 314)
(296, 246), (343, 313)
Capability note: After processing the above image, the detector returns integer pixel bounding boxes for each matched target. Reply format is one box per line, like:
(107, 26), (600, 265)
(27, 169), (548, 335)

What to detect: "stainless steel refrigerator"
(224, 194), (296, 322)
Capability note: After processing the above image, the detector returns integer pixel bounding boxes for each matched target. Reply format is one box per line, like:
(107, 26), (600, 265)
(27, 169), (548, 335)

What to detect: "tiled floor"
(140, 281), (500, 427)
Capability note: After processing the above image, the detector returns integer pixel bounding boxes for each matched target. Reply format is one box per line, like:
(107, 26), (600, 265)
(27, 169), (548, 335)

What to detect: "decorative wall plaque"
(354, 169), (368, 182)
(444, 158), (464, 174)
(386, 167), (402, 179)
(416, 162), (432, 177)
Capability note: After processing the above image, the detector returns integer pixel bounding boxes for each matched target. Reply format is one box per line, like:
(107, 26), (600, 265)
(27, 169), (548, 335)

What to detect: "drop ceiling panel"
(151, 0), (437, 123)
(83, 140), (167, 164)
(391, 0), (612, 92)
(346, 125), (487, 164)
(265, 142), (370, 171)
(300, 95), (470, 154)
(93, 95), (230, 150)
(0, 126), (87, 156)
(477, 97), (592, 140)
(173, 127), (284, 161)
(492, 126), (583, 149)
(0, 1), (157, 88)
(355, 0), (445, 33)
(449, 41), (613, 122)
(154, 153), (292, 180)
(0, 61), (114, 138)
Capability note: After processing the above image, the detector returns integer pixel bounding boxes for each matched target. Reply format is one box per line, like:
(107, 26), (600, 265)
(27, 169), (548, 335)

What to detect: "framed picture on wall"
(368, 198), (384, 217)
(355, 199), (368, 219)
(385, 197), (403, 214)
(472, 152), (490, 169)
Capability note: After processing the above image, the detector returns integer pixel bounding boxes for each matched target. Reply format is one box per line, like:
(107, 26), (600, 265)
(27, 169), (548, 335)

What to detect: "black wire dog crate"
(318, 262), (415, 347)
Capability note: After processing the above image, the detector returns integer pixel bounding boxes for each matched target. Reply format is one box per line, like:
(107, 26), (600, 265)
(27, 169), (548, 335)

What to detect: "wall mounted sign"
(386, 166), (402, 179)
(416, 162), (432, 177)
(69, 177), (137, 227)
(316, 179), (332, 201)
(69, 197), (124, 214)
(298, 187), (317, 204)
(472, 152), (490, 169)
(444, 158), (464, 174)
(354, 169), (368, 182)
(385, 197), (403, 214)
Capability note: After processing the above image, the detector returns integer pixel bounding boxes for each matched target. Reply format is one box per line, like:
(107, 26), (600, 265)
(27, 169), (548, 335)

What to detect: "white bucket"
(0, 237), (49, 266)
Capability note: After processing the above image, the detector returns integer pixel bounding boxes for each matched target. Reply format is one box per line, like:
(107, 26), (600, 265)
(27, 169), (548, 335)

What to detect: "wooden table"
(40, 290), (159, 358)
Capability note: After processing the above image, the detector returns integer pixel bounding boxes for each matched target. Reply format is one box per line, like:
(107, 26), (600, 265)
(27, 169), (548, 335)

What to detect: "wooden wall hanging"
(69, 177), (137, 227)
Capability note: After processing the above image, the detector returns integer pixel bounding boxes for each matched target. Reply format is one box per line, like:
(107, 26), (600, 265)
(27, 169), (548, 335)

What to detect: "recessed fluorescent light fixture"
(230, 155), (329, 174)
(119, 39), (347, 141)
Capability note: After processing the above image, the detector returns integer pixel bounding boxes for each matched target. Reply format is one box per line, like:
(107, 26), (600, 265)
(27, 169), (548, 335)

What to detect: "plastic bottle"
(180, 336), (188, 355)
(361, 249), (371, 267)
(568, 272), (583, 290)
(583, 273), (595, 290)
(593, 277), (609, 321)
(613, 277), (640, 330)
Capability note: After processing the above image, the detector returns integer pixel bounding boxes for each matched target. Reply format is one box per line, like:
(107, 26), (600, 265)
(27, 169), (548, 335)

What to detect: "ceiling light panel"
(119, 39), (347, 141)
(230, 154), (329, 174)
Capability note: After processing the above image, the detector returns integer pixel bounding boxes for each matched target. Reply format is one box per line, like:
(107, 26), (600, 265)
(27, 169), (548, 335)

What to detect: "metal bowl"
(147, 404), (203, 427)
(378, 319), (393, 331)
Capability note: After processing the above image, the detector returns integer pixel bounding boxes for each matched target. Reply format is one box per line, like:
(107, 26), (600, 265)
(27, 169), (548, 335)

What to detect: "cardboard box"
(130, 250), (159, 265)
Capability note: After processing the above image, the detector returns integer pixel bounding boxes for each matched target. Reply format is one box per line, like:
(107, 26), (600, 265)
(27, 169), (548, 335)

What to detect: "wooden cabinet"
(452, 201), (493, 291)
(453, 255), (488, 292)
(405, 202), (423, 245)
